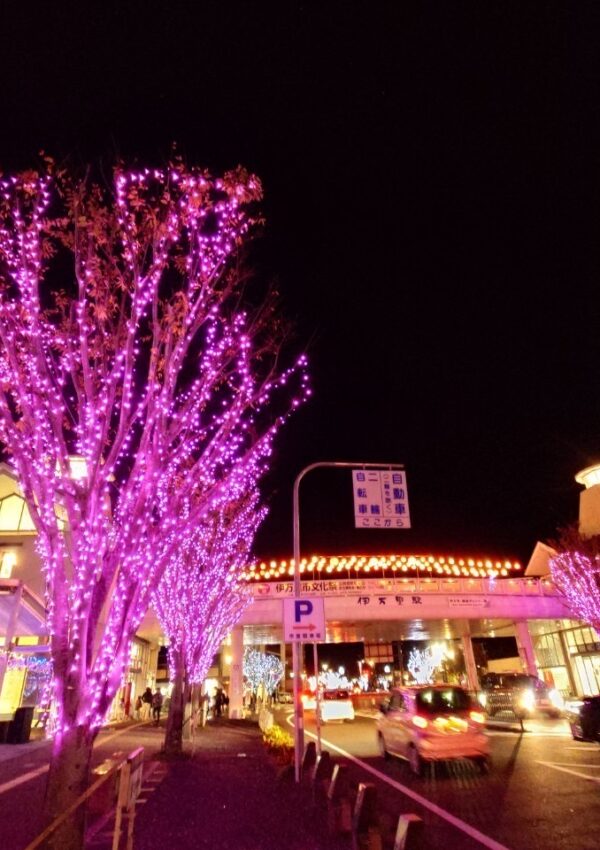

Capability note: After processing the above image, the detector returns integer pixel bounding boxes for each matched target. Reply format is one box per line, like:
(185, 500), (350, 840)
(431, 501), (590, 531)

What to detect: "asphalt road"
(282, 709), (600, 850)
(0, 720), (165, 850)
(2, 713), (599, 850)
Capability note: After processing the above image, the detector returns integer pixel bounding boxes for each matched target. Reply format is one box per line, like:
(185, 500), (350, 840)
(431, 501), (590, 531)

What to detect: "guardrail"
(250, 576), (558, 599)
(23, 746), (144, 850)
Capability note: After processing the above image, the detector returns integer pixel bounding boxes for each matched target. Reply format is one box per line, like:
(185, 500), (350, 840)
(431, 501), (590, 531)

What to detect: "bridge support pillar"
(229, 626), (245, 718)
(515, 620), (539, 677)
(461, 625), (479, 691)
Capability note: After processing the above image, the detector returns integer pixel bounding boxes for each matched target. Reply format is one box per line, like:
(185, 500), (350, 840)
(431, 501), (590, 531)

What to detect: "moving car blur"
(377, 685), (489, 775)
(478, 673), (564, 719)
(564, 695), (600, 741)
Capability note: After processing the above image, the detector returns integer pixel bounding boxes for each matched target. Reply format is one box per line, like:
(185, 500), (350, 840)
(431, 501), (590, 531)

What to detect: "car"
(564, 696), (600, 742)
(376, 685), (490, 775)
(478, 673), (564, 719)
(301, 689), (355, 722)
(277, 692), (293, 704)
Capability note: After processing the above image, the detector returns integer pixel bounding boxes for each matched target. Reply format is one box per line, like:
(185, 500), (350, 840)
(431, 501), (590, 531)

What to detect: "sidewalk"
(133, 718), (347, 850)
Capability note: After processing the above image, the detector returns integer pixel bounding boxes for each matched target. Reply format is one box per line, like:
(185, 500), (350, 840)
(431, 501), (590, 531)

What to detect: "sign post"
(291, 460), (407, 783)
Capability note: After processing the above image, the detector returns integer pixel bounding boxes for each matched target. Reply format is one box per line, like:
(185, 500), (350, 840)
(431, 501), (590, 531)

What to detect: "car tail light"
(412, 715), (429, 729)
(469, 710), (486, 724)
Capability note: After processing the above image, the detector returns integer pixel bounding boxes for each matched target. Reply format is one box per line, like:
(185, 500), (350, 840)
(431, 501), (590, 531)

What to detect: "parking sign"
(283, 597), (325, 642)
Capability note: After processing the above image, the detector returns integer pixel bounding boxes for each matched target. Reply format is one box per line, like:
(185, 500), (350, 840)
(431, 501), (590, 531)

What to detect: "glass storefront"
(530, 619), (600, 697)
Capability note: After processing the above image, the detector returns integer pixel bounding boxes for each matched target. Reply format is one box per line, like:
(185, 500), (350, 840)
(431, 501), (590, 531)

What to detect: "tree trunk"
(163, 655), (188, 756)
(42, 724), (95, 850)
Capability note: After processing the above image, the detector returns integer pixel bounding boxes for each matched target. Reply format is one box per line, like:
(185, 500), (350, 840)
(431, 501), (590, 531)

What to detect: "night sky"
(2, 3), (600, 567)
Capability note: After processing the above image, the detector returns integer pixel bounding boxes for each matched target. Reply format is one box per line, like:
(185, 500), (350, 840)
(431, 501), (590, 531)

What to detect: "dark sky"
(2, 2), (600, 567)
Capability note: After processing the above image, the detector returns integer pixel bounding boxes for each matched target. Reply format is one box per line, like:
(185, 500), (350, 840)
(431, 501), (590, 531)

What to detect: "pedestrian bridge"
(240, 574), (568, 642)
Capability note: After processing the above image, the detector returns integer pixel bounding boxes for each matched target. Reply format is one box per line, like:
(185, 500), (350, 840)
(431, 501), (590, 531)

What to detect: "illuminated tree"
(550, 525), (600, 632)
(243, 648), (285, 700)
(407, 647), (441, 684)
(0, 161), (309, 848)
(153, 490), (265, 755)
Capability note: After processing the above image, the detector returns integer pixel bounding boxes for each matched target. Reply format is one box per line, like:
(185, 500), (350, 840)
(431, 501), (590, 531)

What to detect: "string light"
(550, 544), (600, 632)
(240, 554), (521, 581)
(243, 648), (284, 695)
(0, 162), (310, 736)
(153, 490), (264, 687)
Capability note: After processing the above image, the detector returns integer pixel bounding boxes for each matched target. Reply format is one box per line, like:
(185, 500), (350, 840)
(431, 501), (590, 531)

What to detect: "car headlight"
(548, 689), (564, 709)
(478, 692), (487, 708)
(519, 689), (535, 712)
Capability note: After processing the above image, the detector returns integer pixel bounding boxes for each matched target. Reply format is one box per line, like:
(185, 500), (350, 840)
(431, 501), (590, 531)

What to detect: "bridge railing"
(249, 575), (558, 598)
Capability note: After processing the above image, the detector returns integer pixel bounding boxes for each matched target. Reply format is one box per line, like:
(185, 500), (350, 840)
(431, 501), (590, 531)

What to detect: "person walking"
(152, 688), (163, 726)
(141, 686), (153, 721)
(134, 695), (143, 720)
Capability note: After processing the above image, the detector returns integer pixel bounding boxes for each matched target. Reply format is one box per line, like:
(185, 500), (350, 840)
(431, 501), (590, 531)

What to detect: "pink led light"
(550, 541), (600, 632)
(0, 162), (310, 734)
(153, 489), (264, 685)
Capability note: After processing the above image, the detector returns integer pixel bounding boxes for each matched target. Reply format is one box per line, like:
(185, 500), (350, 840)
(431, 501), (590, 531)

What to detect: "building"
(0, 463), (161, 726)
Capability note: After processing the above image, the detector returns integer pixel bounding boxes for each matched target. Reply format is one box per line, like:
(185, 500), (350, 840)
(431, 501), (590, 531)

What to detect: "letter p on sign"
(295, 600), (313, 621)
(283, 597), (325, 642)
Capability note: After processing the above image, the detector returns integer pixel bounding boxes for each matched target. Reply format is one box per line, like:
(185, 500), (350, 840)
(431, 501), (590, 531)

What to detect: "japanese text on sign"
(352, 469), (411, 529)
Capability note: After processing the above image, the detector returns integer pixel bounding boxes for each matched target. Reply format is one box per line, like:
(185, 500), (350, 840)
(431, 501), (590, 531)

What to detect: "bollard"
(311, 750), (333, 804)
(327, 763), (353, 835)
(352, 783), (381, 850)
(394, 814), (424, 850)
(301, 740), (317, 779)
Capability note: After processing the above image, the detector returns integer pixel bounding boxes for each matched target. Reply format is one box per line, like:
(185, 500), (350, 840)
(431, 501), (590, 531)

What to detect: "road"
(0, 721), (166, 850)
(281, 709), (600, 850)
(2, 713), (599, 850)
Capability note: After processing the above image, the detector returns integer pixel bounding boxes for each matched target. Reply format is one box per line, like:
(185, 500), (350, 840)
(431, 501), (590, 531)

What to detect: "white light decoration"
(243, 649), (284, 696)
(407, 643), (450, 685)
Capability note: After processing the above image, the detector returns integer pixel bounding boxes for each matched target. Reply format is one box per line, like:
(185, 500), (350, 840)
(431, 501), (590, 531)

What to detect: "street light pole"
(291, 460), (405, 782)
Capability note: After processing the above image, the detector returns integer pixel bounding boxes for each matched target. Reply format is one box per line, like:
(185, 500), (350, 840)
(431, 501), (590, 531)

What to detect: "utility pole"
(291, 460), (406, 782)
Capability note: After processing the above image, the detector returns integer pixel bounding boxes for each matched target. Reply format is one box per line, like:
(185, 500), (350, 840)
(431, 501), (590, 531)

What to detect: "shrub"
(262, 724), (294, 763)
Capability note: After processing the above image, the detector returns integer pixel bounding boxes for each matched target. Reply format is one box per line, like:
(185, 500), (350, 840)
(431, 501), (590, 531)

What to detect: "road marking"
(536, 760), (600, 784)
(0, 721), (150, 796)
(289, 718), (512, 850)
(0, 764), (48, 795)
(545, 761), (600, 768)
(98, 720), (150, 747)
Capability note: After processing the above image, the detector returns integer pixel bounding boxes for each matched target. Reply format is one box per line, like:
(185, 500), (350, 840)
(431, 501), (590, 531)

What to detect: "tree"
(243, 648), (285, 704)
(153, 490), (265, 755)
(550, 525), (600, 632)
(0, 160), (309, 848)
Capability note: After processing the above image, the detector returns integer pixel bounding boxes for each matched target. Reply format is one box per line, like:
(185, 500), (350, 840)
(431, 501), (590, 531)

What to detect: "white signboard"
(352, 469), (410, 528)
(448, 596), (489, 608)
(283, 597), (325, 642)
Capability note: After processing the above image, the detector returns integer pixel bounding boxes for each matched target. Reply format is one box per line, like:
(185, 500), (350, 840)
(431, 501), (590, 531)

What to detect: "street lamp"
(291, 460), (406, 783)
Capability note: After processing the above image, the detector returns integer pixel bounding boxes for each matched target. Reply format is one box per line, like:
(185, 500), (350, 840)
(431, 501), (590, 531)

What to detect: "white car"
(302, 689), (355, 723)
(278, 692), (293, 704)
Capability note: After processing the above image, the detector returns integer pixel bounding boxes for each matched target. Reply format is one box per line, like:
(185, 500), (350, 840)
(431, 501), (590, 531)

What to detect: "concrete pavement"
(132, 717), (348, 850)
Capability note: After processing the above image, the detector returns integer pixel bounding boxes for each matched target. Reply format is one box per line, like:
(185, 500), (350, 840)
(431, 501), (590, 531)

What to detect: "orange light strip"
(240, 554), (521, 581)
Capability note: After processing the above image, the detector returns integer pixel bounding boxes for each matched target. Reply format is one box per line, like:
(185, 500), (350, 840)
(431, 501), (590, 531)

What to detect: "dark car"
(479, 673), (564, 719)
(565, 696), (600, 742)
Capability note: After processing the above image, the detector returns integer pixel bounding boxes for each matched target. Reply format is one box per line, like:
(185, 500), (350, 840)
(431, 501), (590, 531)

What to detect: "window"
(416, 688), (471, 714)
